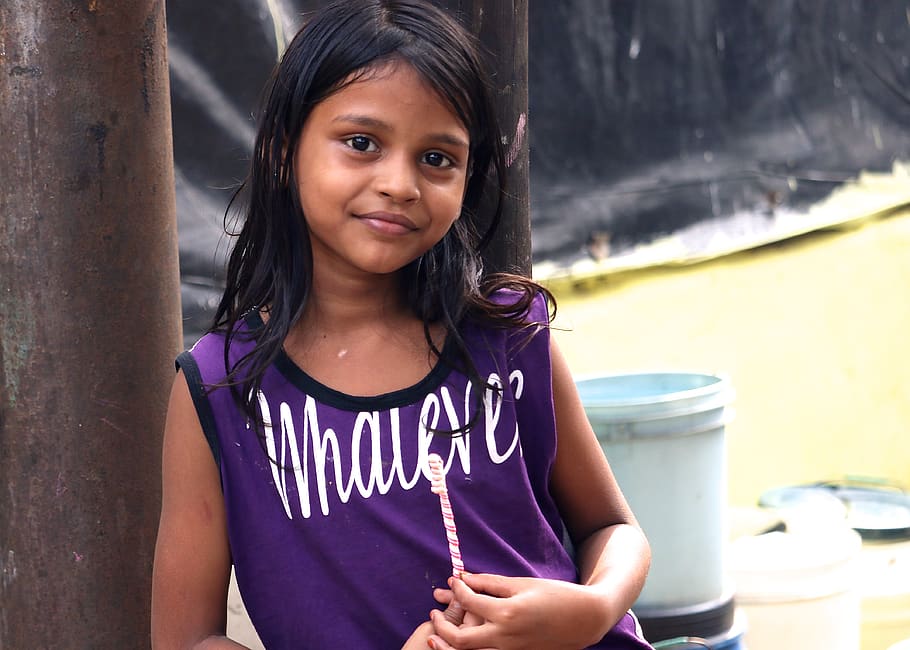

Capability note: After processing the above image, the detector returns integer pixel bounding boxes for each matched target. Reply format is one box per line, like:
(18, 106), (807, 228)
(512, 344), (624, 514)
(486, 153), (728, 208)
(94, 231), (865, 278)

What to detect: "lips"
(356, 211), (418, 234)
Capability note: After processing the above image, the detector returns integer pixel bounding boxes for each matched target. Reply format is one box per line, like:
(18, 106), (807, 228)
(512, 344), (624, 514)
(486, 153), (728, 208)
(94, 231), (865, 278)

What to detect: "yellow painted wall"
(544, 209), (910, 506)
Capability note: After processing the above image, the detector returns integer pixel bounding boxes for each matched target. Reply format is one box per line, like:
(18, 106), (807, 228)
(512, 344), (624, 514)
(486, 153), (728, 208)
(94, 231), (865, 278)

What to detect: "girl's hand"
(401, 594), (475, 650)
(402, 620), (439, 650)
(427, 573), (615, 650)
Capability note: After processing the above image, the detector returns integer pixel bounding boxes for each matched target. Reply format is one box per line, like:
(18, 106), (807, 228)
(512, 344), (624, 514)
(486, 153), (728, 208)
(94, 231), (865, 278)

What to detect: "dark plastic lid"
(635, 591), (736, 642)
(759, 480), (910, 541)
(822, 483), (910, 541)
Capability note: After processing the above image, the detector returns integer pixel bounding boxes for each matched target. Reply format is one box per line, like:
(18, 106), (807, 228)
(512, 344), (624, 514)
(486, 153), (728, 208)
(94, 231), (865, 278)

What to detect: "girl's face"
(293, 61), (470, 281)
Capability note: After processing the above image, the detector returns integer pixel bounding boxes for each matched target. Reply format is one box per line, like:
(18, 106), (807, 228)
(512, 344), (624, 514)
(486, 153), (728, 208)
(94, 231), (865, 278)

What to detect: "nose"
(374, 153), (421, 203)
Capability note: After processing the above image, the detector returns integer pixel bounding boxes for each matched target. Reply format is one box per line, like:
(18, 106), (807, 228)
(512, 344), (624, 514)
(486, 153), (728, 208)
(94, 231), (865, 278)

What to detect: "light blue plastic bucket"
(576, 372), (734, 608)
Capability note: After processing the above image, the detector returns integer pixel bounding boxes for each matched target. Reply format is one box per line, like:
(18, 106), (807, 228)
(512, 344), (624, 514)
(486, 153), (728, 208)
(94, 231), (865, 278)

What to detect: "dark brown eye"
(423, 151), (452, 168)
(345, 135), (377, 152)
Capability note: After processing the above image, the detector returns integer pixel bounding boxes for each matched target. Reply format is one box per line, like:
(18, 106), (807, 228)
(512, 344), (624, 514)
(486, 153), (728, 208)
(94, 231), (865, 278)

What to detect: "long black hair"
(212, 0), (553, 431)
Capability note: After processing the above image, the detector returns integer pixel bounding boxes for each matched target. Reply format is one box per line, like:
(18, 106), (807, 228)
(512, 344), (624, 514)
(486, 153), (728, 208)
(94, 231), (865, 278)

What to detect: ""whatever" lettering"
(258, 370), (525, 519)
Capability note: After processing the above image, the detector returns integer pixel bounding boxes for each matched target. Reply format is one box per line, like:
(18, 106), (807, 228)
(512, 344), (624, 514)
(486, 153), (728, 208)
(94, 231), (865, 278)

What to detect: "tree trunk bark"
(436, 0), (532, 277)
(0, 1), (181, 647)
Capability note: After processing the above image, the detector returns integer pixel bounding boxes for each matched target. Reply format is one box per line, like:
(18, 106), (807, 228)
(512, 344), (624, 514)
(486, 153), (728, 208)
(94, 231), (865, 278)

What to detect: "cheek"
(442, 177), (469, 221)
(297, 168), (349, 213)
(439, 194), (464, 229)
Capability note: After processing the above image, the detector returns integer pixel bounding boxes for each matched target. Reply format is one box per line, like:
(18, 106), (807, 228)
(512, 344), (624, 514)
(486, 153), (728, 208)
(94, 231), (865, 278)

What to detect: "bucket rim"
(594, 410), (735, 441)
(584, 393), (733, 424)
(574, 370), (733, 408)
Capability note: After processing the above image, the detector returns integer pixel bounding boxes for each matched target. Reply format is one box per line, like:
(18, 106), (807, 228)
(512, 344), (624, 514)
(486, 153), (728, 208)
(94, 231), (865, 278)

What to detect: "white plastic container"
(759, 481), (910, 649)
(859, 539), (910, 650)
(576, 371), (734, 607)
(729, 529), (862, 650)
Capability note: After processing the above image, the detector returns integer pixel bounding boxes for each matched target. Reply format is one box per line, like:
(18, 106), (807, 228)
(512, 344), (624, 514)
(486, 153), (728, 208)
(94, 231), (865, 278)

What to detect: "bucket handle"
(813, 476), (907, 495)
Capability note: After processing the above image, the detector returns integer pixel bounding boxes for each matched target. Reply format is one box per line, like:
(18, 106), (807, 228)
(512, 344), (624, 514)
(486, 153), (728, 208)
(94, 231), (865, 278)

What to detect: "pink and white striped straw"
(427, 452), (465, 577)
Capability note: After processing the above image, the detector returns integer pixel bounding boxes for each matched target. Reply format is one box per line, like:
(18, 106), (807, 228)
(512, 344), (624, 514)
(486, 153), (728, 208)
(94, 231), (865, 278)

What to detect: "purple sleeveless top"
(178, 292), (651, 649)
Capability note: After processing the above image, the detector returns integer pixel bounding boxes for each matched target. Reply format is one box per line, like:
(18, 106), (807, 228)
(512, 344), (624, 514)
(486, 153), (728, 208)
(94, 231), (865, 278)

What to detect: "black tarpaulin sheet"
(529, 1), (910, 264)
(167, 1), (910, 344)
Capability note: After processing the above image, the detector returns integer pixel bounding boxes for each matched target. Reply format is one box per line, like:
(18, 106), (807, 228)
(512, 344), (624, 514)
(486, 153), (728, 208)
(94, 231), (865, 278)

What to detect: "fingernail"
(428, 640), (437, 650)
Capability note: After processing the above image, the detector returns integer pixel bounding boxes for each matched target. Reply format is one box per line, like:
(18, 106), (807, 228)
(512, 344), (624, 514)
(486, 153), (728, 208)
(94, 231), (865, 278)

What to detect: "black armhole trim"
(176, 351), (222, 470)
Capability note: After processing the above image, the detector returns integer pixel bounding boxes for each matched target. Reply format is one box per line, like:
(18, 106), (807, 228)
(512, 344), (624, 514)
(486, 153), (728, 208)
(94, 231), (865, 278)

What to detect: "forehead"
(321, 61), (468, 130)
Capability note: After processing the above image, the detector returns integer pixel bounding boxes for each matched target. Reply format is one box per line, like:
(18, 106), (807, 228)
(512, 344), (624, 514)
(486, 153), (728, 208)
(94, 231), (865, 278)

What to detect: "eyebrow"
(332, 114), (469, 149)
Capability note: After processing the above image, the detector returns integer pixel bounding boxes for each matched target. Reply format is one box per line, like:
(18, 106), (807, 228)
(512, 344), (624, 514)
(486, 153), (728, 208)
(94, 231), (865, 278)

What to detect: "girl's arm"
(427, 337), (651, 650)
(548, 334), (651, 624)
(151, 371), (249, 650)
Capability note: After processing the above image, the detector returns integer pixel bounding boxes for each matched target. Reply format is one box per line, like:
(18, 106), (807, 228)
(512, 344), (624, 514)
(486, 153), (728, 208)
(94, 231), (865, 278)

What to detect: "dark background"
(167, 1), (910, 344)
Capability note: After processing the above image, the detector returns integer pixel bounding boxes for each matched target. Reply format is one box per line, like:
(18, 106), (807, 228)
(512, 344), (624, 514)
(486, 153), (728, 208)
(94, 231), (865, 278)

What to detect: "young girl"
(151, 1), (653, 648)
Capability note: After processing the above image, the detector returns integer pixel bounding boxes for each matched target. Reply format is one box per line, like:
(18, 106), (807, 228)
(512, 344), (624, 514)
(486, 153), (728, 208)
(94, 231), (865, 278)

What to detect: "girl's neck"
(281, 271), (446, 397)
(301, 270), (408, 333)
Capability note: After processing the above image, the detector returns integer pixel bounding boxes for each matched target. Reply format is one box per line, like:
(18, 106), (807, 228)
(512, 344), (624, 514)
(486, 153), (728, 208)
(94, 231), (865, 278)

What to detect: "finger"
(459, 572), (520, 598)
(428, 633), (495, 650)
(430, 606), (495, 648)
(433, 588), (455, 606)
(448, 577), (511, 621)
(463, 609), (485, 627)
(427, 634), (454, 650)
(429, 606), (463, 637)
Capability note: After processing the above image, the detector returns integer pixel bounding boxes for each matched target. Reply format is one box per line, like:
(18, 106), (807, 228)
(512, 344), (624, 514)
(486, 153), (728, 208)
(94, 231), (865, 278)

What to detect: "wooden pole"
(0, 1), (182, 646)
(436, 0), (532, 277)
